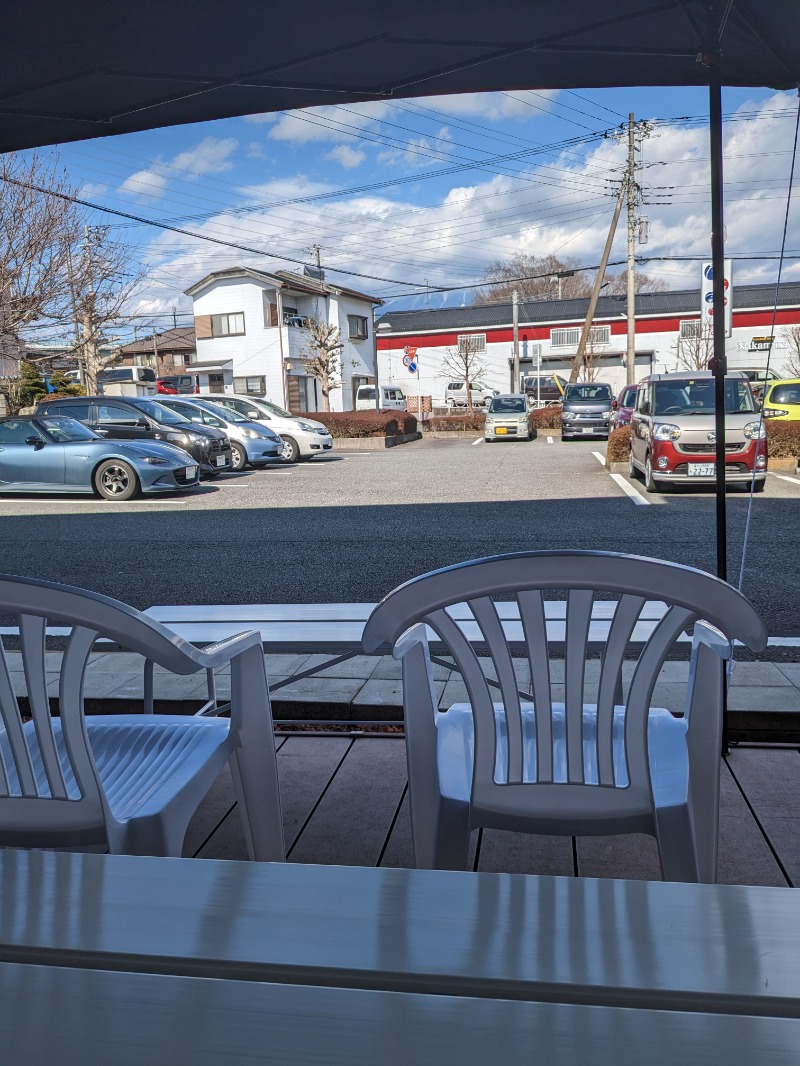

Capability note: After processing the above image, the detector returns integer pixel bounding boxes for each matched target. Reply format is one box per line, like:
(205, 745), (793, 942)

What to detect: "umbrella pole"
(708, 3), (729, 752)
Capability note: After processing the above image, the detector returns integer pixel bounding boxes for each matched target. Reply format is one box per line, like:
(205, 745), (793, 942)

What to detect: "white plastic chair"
(362, 551), (767, 883)
(0, 574), (284, 860)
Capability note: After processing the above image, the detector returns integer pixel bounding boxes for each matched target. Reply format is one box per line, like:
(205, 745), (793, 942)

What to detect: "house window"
(550, 326), (609, 347)
(348, 315), (368, 340)
(457, 333), (486, 354)
(233, 375), (266, 396)
(211, 312), (245, 337)
(680, 319), (702, 339)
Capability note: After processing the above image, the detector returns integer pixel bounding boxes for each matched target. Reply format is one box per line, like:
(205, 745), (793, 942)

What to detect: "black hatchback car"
(34, 396), (232, 477)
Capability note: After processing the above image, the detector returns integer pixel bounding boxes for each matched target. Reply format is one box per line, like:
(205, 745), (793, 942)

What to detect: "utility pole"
(172, 305), (178, 330)
(308, 244), (324, 279)
(512, 289), (520, 392)
(626, 113), (637, 386)
(570, 180), (626, 383)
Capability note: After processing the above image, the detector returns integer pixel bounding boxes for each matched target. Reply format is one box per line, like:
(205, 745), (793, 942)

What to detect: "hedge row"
(309, 411), (418, 438)
(765, 420), (800, 458)
(606, 425), (632, 462)
(427, 404), (564, 433)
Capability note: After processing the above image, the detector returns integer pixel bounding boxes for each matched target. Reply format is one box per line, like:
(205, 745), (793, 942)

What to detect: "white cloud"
(119, 170), (167, 201)
(169, 136), (238, 178)
(325, 145), (365, 169)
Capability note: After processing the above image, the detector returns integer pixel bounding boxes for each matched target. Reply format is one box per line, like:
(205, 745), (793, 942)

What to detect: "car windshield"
(564, 384), (613, 401)
(488, 397), (526, 414)
(252, 399), (294, 418)
(39, 417), (98, 442)
(195, 399), (247, 423)
(620, 386), (637, 407)
(133, 400), (188, 425)
(769, 384), (800, 405)
(653, 378), (756, 415)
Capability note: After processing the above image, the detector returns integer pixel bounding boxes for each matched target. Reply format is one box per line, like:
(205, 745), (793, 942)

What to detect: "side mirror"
(611, 400), (618, 409)
(137, 417), (150, 428)
(25, 436), (45, 449)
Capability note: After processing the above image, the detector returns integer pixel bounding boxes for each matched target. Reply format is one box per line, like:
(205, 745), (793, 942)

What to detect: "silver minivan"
(198, 395), (333, 462)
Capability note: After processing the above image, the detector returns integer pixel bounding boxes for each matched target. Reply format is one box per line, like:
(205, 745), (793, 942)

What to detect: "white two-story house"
(185, 266), (383, 411)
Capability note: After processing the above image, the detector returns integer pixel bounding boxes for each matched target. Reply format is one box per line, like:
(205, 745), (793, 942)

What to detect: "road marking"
(592, 450), (651, 506)
(547, 436), (554, 444)
(472, 436), (483, 446)
(771, 473), (800, 485)
(609, 472), (651, 505)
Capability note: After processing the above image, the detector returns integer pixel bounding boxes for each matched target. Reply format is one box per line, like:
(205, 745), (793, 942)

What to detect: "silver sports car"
(0, 415), (200, 500)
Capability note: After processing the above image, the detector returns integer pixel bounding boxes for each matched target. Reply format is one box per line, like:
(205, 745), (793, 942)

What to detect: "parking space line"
(592, 450), (651, 506)
(547, 436), (554, 444)
(472, 436), (483, 446)
(771, 473), (800, 485)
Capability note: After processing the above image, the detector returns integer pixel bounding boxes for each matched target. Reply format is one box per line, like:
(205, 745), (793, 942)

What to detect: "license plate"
(688, 463), (715, 476)
(215, 455), (226, 466)
(184, 466), (197, 478)
(496, 427), (507, 434)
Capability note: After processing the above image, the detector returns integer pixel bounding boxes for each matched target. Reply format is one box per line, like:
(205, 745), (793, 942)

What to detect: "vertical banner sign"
(701, 260), (733, 338)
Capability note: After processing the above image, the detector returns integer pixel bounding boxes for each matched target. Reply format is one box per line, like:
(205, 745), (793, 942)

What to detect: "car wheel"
(753, 477), (766, 494)
(93, 459), (139, 501)
(484, 436), (492, 443)
(280, 436), (300, 462)
(229, 442), (248, 471)
(644, 453), (661, 493)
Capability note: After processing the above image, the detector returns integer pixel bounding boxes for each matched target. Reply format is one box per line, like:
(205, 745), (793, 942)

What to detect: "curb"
(768, 458), (799, 472)
(334, 432), (422, 450)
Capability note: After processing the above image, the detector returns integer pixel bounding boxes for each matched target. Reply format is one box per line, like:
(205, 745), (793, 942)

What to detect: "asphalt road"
(1, 434), (798, 637)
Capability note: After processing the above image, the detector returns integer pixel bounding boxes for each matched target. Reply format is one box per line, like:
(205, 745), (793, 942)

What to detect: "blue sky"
(31, 83), (800, 344)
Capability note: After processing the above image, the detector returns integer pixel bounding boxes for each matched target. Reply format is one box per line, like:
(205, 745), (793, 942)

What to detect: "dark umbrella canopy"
(0, 1), (798, 152)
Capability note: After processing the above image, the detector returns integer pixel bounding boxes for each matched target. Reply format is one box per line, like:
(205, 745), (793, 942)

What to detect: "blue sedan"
(0, 416), (200, 500)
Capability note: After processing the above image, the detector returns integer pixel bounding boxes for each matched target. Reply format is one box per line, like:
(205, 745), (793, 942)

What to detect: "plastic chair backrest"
(363, 551), (767, 820)
(0, 574), (205, 837)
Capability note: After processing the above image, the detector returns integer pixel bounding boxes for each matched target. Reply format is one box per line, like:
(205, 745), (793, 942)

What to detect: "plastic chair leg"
(654, 804), (703, 883)
(229, 747), (285, 862)
(414, 796), (471, 870)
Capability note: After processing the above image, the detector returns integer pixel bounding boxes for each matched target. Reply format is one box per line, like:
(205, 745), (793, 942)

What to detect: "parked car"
(355, 384), (406, 411)
(484, 394), (533, 442)
(760, 378), (800, 421)
(560, 382), (614, 440)
(0, 415), (199, 501)
(202, 395), (333, 462)
(522, 373), (566, 407)
(444, 380), (498, 408)
(156, 378), (180, 394)
(154, 396), (283, 470)
(736, 366), (782, 403)
(158, 374), (198, 394)
(629, 371), (767, 493)
(610, 383), (638, 427)
(34, 395), (233, 478)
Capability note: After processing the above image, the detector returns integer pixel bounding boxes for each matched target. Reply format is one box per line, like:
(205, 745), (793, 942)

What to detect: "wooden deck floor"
(184, 736), (799, 887)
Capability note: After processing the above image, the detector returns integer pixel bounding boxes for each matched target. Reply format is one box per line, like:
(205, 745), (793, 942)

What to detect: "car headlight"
(167, 433), (189, 446)
(142, 456), (169, 465)
(762, 408), (788, 419)
(561, 411), (577, 421)
(654, 423), (681, 441)
(296, 421), (317, 431)
(744, 419), (767, 439)
(242, 428), (261, 438)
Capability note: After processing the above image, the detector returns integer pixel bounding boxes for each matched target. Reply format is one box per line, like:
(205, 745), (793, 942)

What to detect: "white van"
(355, 385), (406, 411)
(97, 365), (157, 396)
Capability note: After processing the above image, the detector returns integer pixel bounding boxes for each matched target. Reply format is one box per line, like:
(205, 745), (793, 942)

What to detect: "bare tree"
(672, 323), (713, 372)
(71, 226), (145, 392)
(475, 254), (592, 306)
(780, 325), (800, 378)
(304, 318), (343, 412)
(0, 153), (81, 371)
(577, 333), (609, 382)
(441, 335), (487, 413)
(602, 269), (668, 295)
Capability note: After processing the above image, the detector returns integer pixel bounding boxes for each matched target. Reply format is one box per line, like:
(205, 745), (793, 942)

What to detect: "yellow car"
(761, 378), (800, 421)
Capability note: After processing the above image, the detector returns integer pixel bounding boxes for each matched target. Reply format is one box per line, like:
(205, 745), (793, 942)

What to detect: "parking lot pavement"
(1, 436), (799, 639)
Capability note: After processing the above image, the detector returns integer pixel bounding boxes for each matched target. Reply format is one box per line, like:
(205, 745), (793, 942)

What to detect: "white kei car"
(199, 395), (334, 463)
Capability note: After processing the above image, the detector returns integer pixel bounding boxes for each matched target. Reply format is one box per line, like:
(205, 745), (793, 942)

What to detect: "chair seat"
(436, 703), (689, 807)
(12, 716), (231, 822)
